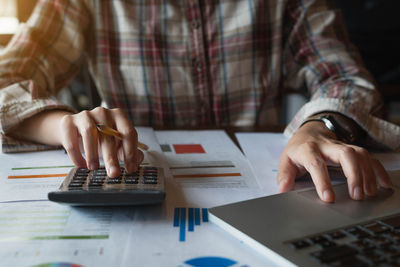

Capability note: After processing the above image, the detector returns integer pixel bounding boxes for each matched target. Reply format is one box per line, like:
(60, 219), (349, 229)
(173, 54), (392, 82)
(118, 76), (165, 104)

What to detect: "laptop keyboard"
(288, 213), (400, 266)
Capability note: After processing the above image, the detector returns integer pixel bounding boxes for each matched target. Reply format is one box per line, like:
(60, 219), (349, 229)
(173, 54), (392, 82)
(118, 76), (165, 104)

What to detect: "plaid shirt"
(0, 0), (399, 152)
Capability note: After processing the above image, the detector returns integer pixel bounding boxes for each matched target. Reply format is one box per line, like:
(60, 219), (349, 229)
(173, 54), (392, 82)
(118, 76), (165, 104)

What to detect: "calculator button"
(93, 169), (107, 175)
(88, 183), (103, 188)
(88, 180), (104, 184)
(124, 179), (139, 184)
(90, 175), (106, 179)
(91, 178), (106, 182)
(143, 175), (158, 179)
(68, 183), (84, 189)
(125, 174), (139, 178)
(143, 171), (158, 175)
(143, 175), (158, 180)
(90, 180), (105, 184)
(76, 168), (90, 174)
(143, 172), (158, 176)
(143, 167), (158, 171)
(72, 178), (87, 182)
(91, 172), (106, 177)
(92, 175), (106, 180)
(69, 182), (84, 186)
(73, 174), (88, 179)
(106, 178), (122, 184)
(143, 179), (158, 184)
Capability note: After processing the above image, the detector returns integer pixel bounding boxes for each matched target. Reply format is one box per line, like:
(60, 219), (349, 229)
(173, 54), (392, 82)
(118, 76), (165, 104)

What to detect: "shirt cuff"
(1, 134), (63, 153)
(284, 98), (400, 151)
(0, 83), (77, 152)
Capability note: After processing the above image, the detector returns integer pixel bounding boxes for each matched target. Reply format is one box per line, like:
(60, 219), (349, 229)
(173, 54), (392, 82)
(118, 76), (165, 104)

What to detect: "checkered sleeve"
(0, 0), (91, 151)
(282, 0), (400, 150)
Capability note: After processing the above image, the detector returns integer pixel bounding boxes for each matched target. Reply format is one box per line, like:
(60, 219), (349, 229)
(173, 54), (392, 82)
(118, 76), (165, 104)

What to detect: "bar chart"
(173, 207), (209, 242)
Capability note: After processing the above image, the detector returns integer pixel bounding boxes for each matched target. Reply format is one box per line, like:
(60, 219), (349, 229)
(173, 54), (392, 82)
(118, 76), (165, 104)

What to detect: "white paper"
(121, 198), (280, 267)
(119, 131), (279, 266)
(0, 201), (135, 267)
(0, 150), (74, 202)
(155, 130), (259, 189)
(155, 130), (265, 207)
(236, 132), (400, 197)
(235, 133), (288, 196)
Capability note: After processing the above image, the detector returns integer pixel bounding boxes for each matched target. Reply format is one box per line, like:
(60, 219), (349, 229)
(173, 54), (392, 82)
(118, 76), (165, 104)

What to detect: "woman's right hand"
(59, 107), (144, 178)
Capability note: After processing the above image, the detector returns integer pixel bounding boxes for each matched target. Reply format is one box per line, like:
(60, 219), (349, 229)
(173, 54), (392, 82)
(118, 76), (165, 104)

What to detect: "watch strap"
(300, 114), (363, 144)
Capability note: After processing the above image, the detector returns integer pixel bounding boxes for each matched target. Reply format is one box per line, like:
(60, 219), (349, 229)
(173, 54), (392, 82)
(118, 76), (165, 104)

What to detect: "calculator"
(48, 166), (166, 206)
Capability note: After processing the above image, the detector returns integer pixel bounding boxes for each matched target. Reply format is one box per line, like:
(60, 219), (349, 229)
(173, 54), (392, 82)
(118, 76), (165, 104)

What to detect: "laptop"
(209, 170), (400, 266)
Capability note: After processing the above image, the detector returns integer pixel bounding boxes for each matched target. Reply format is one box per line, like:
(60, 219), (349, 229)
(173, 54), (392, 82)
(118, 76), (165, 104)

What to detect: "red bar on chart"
(173, 144), (205, 154)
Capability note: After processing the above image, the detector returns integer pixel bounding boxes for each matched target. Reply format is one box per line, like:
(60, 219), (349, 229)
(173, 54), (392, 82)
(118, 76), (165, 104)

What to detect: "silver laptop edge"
(209, 170), (400, 266)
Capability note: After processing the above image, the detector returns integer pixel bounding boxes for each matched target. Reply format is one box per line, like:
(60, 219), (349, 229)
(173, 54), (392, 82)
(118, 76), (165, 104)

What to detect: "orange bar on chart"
(8, 173), (68, 179)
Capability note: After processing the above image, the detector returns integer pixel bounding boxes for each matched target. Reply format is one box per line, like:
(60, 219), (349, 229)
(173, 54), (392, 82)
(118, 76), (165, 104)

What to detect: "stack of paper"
(0, 128), (278, 266)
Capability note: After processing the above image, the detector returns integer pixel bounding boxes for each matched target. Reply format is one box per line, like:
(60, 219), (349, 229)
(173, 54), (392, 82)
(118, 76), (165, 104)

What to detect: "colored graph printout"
(173, 208), (208, 242)
(155, 130), (260, 190)
(8, 173), (68, 179)
(0, 201), (135, 267)
(8, 165), (72, 179)
(0, 150), (74, 202)
(120, 203), (279, 266)
(0, 202), (112, 242)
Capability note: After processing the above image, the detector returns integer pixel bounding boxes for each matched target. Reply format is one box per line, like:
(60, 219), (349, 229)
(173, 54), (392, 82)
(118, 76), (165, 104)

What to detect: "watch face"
(320, 115), (355, 144)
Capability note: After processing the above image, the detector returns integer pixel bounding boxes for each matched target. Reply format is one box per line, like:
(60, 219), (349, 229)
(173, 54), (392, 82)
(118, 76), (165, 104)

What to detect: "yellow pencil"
(96, 124), (149, 151)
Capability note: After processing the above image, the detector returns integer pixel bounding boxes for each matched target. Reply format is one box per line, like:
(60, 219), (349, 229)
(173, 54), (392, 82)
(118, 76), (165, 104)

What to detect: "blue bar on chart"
(173, 207), (208, 242)
(173, 208), (180, 227)
(194, 208), (200, 225)
(202, 208), (208, 222)
(179, 208), (186, 242)
(188, 208), (194, 232)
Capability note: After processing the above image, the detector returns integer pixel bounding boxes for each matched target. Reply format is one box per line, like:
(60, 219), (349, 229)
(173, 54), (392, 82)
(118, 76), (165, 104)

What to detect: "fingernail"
(323, 189), (334, 202)
(353, 186), (363, 200)
(109, 166), (119, 177)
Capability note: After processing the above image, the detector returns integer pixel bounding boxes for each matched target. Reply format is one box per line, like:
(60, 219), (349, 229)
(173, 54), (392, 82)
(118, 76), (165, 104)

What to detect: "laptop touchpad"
(298, 183), (397, 219)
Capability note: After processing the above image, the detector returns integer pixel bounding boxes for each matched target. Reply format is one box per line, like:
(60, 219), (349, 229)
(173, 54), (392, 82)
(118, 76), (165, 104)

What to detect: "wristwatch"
(300, 114), (362, 144)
